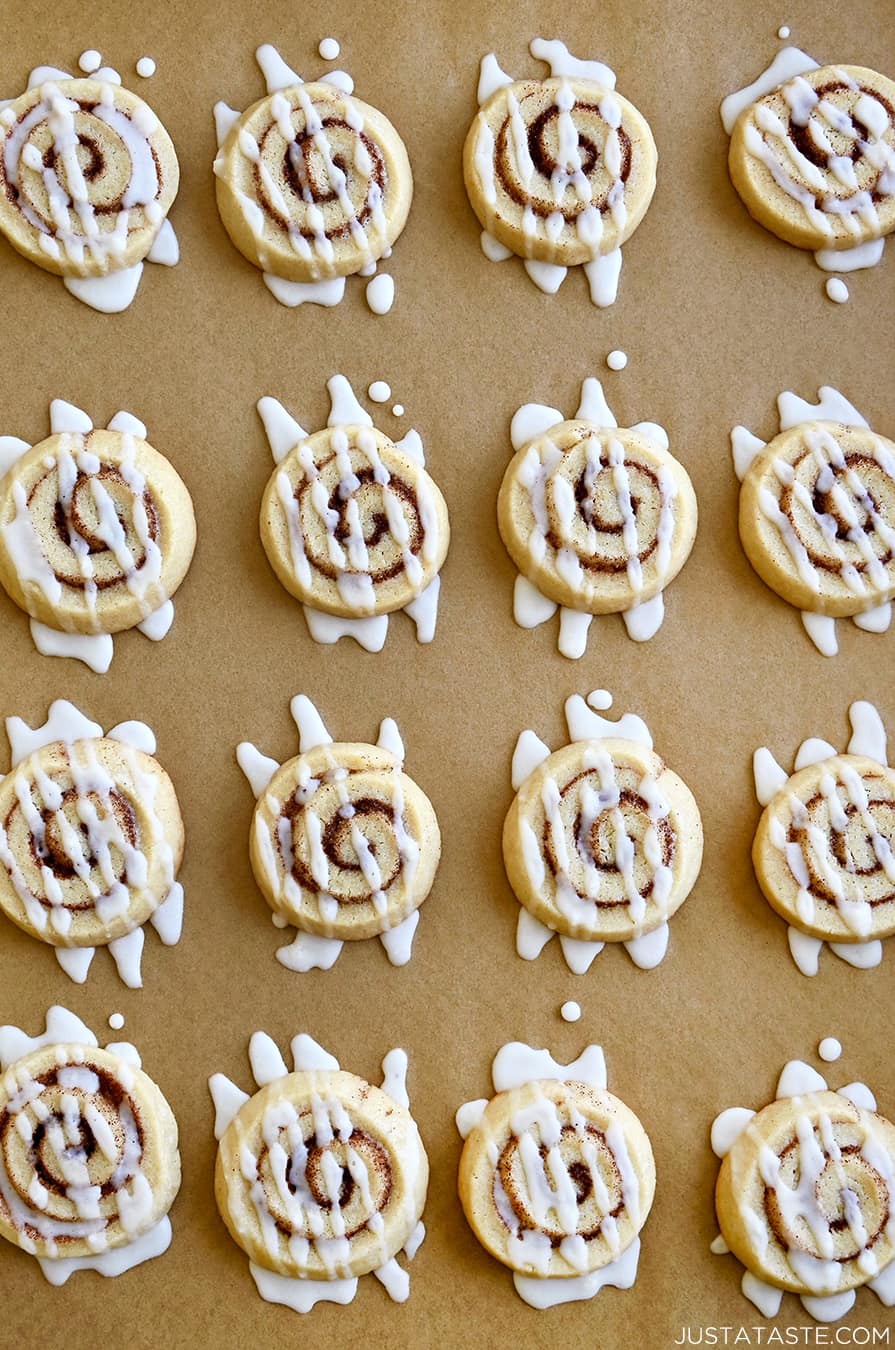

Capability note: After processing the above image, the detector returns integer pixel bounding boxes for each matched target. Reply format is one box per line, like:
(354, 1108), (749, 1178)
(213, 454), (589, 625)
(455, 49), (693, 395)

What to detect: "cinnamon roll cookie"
(506, 691), (703, 975)
(456, 1040), (654, 1308)
(214, 44), (411, 313)
(257, 376), (449, 651)
(722, 53), (895, 253)
(465, 38), (657, 305)
(0, 400), (195, 673)
(237, 694), (440, 972)
(711, 1057), (895, 1323)
(502, 377), (696, 657)
(752, 699), (895, 977)
(209, 1029), (427, 1312)
(0, 1005), (180, 1284)
(0, 61), (179, 311)
(732, 386), (895, 657)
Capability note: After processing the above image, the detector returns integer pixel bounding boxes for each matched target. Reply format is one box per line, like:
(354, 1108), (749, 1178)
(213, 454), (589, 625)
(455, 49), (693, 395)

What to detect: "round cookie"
(739, 420), (895, 618)
(464, 77), (657, 264)
(215, 1068), (428, 1279)
(0, 735), (184, 947)
(499, 420), (697, 614)
(503, 737), (703, 943)
(214, 83), (413, 282)
(753, 752), (895, 943)
(728, 64), (895, 251)
(0, 77), (179, 277)
(459, 1077), (655, 1277)
(716, 1090), (895, 1294)
(250, 741), (441, 940)
(0, 429), (196, 635)
(0, 1042), (180, 1260)
(261, 424), (450, 618)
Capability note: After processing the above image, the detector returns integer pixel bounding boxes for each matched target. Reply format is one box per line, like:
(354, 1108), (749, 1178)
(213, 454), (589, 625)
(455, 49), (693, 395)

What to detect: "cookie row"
(1, 40), (893, 312)
(1, 691), (893, 988)
(1, 1009), (893, 1325)
(3, 380), (895, 671)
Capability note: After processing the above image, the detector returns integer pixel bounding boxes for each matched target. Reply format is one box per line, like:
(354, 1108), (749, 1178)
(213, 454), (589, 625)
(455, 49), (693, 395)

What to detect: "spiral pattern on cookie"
(503, 738), (703, 943)
(499, 421), (697, 613)
(0, 737), (184, 948)
(463, 77), (657, 265)
(739, 422), (895, 618)
(716, 1090), (895, 1295)
(215, 1069), (428, 1279)
(729, 64), (895, 250)
(459, 1079), (655, 1277)
(261, 426), (450, 617)
(214, 83), (413, 282)
(0, 429), (196, 635)
(250, 742), (440, 940)
(0, 1043), (180, 1260)
(0, 78), (178, 277)
(753, 753), (895, 943)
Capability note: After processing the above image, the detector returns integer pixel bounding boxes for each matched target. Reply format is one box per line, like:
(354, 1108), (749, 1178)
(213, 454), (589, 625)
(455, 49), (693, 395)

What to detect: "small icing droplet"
(606, 349), (628, 371)
(78, 50), (102, 74)
(392, 405), (404, 417)
(318, 37), (340, 61)
(777, 25), (791, 38)
(368, 381), (391, 403)
(366, 274), (394, 315)
(825, 277), (849, 304)
(818, 1037), (842, 1063)
(560, 1001), (581, 1023)
(108, 1013), (125, 1031)
(136, 56), (156, 78)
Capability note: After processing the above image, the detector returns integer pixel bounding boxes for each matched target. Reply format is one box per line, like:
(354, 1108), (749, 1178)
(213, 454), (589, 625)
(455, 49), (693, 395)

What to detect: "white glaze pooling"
(712, 1060), (895, 1322)
(0, 1006), (173, 1282)
(0, 699), (183, 986)
(752, 700), (891, 973)
(209, 1030), (423, 1311)
(257, 378), (444, 649)
(508, 377), (678, 656)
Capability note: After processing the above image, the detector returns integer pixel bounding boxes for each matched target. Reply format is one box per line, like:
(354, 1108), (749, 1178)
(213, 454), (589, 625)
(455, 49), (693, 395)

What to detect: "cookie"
(464, 76), (656, 266)
(753, 753), (895, 944)
(499, 420), (697, 615)
(0, 426), (196, 637)
(728, 64), (895, 251)
(738, 420), (895, 618)
(214, 83), (412, 283)
(459, 1077), (655, 1278)
(0, 733), (184, 949)
(260, 423), (449, 619)
(215, 1066), (428, 1280)
(504, 736), (703, 943)
(0, 1041), (180, 1261)
(716, 1090), (895, 1295)
(0, 77), (178, 278)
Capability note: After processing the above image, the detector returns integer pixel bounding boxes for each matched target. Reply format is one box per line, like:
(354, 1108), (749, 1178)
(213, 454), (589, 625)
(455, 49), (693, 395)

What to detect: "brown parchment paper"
(0, 0), (893, 1346)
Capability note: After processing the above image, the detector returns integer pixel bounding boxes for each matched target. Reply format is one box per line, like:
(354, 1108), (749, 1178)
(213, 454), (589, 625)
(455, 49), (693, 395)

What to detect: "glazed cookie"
(499, 420), (697, 615)
(0, 427), (195, 638)
(238, 695), (440, 971)
(214, 76), (412, 283)
(739, 421), (895, 618)
(460, 1079), (655, 1278)
(727, 64), (895, 252)
(210, 1029), (428, 1311)
(465, 75), (656, 266)
(258, 377), (449, 651)
(0, 1021), (180, 1267)
(0, 699), (185, 986)
(714, 1068), (895, 1310)
(0, 76), (179, 278)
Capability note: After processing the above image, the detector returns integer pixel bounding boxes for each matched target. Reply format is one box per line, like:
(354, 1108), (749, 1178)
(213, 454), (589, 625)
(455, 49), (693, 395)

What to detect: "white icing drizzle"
(236, 742), (281, 798)
(366, 273), (395, 315)
(720, 47), (819, 135)
(825, 277), (849, 303)
(136, 58), (156, 80)
(263, 275), (346, 308)
(515, 1237), (640, 1308)
(560, 1000), (581, 1022)
(564, 690), (653, 747)
(529, 38), (615, 88)
(275, 932), (343, 972)
(39, 1216), (172, 1285)
(0, 699), (182, 985)
(491, 1041), (607, 1092)
(711, 1107), (756, 1158)
(815, 238), (885, 272)
(480, 229), (513, 261)
(818, 1037), (842, 1062)
(606, 349), (628, 371)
